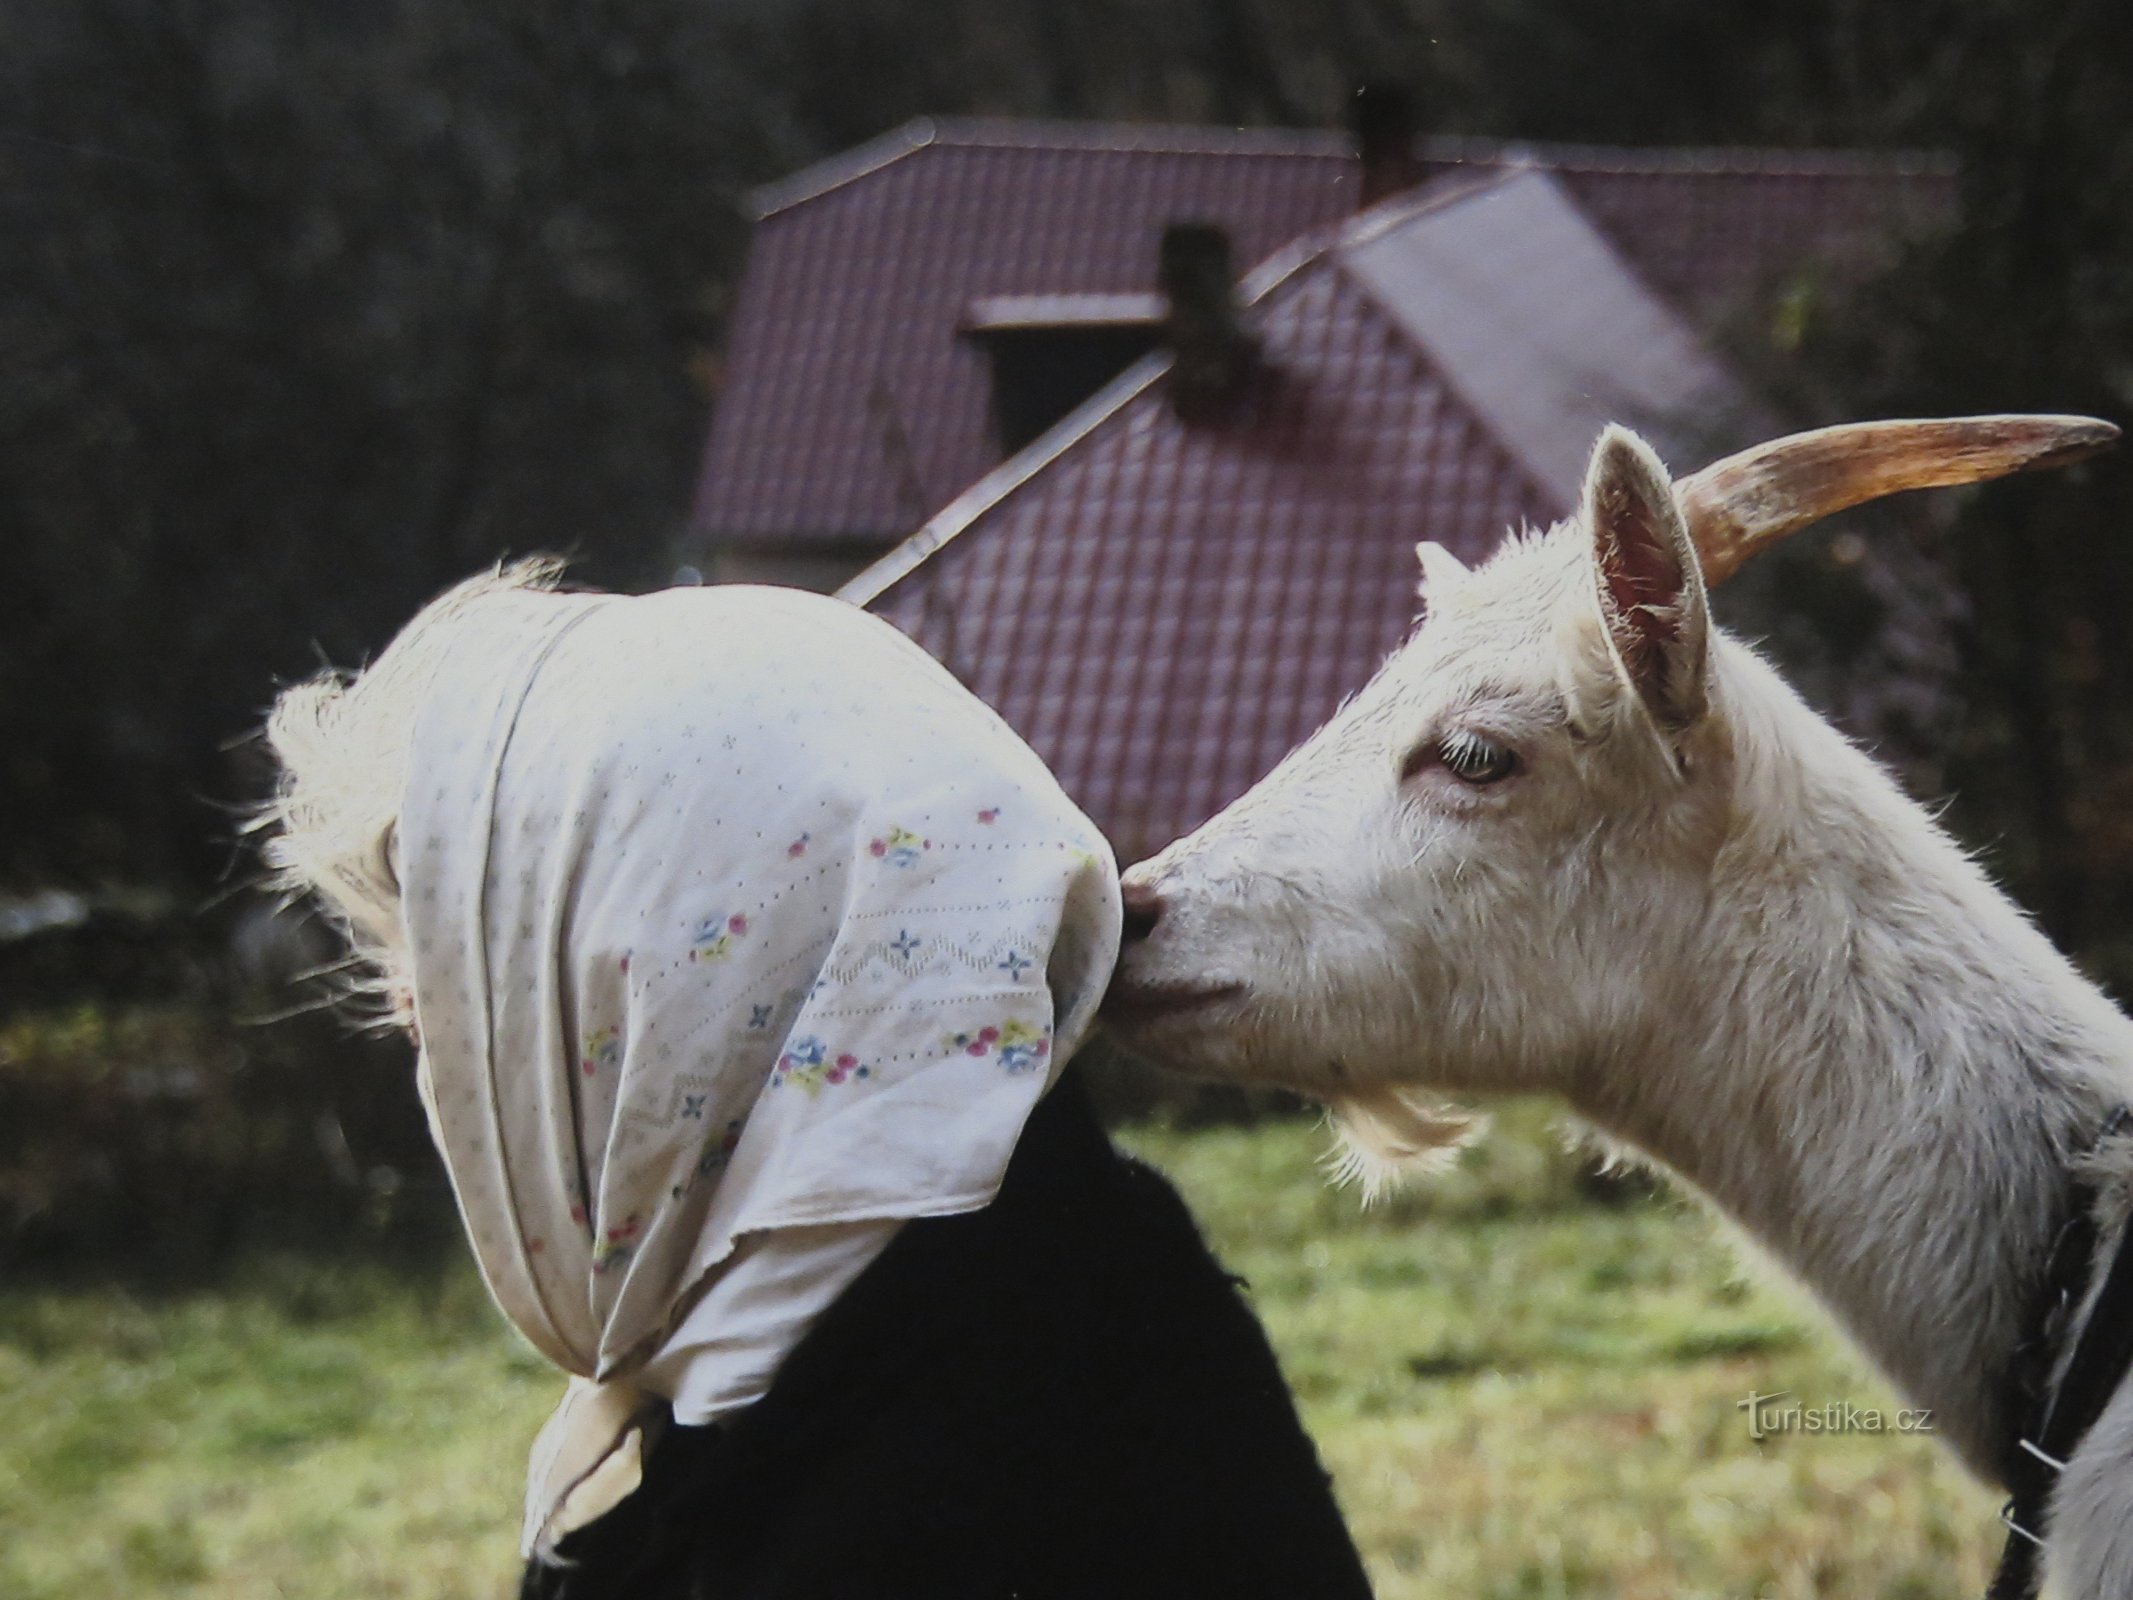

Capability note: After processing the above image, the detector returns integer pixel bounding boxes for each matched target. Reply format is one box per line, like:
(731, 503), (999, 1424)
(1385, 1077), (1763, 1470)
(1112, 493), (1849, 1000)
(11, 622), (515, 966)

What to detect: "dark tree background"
(2, 0), (2129, 974)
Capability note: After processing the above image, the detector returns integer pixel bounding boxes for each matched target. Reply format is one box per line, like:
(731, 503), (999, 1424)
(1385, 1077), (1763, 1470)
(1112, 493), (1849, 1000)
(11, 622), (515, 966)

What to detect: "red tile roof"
(691, 119), (1952, 550)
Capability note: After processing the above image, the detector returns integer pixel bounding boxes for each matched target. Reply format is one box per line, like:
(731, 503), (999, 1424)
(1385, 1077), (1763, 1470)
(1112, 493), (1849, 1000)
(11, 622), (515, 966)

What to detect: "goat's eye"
(1435, 730), (1519, 785)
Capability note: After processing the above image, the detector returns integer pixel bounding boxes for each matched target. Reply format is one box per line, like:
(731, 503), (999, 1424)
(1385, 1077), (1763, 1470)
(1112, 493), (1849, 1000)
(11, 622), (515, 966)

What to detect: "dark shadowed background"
(2, 0), (2129, 1248)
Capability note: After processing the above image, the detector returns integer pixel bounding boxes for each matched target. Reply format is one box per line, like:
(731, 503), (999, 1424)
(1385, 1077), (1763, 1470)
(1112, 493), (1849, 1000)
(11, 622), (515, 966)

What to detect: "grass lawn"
(0, 1105), (1996, 1599)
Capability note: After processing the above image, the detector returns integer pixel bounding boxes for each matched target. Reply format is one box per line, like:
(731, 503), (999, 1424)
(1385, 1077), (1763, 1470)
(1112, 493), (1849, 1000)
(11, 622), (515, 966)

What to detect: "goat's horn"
(1678, 414), (2120, 585)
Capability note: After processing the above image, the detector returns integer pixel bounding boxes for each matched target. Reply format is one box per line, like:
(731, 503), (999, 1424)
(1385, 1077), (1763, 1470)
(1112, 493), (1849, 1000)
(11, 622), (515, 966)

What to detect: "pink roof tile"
(698, 124), (1360, 545)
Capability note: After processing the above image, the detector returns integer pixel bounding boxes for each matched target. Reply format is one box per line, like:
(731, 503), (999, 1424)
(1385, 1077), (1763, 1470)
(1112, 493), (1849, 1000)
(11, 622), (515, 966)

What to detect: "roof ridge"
(750, 117), (1956, 218)
(1223, 167), (1515, 306)
(747, 118), (940, 218)
(920, 116), (1351, 157)
(1418, 131), (1957, 178)
(838, 352), (1173, 608)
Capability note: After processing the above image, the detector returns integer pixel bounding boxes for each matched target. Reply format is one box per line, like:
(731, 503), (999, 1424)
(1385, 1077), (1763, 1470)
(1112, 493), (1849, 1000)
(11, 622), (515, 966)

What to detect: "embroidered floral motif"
(580, 1025), (622, 1077)
(787, 833), (811, 859)
(681, 1091), (708, 1120)
(868, 825), (930, 867)
(689, 911), (749, 962)
(996, 949), (1033, 980)
(771, 1036), (873, 1094)
(890, 929), (923, 958)
(995, 1020), (1051, 1072)
(976, 807), (1000, 824)
(592, 1212), (642, 1273)
(947, 1019), (1052, 1073)
(747, 1002), (776, 1030)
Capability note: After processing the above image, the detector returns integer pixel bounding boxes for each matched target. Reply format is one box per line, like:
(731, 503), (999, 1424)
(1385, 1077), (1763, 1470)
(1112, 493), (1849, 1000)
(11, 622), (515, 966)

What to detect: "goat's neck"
(1574, 652), (2133, 1480)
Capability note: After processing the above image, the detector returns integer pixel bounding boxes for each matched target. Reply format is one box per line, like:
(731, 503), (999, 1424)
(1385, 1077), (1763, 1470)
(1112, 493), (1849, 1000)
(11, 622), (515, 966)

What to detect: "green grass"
(0, 1106), (1996, 1598)
(0, 1262), (554, 1599)
(1119, 1107), (1997, 1600)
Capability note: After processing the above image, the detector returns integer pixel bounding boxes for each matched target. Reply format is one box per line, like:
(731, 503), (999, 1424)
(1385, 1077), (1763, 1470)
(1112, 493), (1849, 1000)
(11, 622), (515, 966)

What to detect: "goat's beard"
(1325, 1086), (1482, 1199)
(1110, 1004), (1482, 1204)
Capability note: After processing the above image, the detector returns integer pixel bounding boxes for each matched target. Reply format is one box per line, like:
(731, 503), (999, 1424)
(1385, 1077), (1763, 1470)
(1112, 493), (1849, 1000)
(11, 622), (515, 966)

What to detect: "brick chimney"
(1351, 81), (1424, 209)
(1160, 222), (1256, 423)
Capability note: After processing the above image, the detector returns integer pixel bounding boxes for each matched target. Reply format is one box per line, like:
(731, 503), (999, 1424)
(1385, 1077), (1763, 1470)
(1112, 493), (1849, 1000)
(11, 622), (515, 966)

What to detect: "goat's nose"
(1119, 878), (1166, 943)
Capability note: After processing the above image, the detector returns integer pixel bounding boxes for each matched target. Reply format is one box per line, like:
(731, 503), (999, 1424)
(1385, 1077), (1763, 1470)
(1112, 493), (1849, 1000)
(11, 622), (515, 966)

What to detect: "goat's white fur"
(256, 558), (564, 1024)
(1114, 425), (2133, 1595)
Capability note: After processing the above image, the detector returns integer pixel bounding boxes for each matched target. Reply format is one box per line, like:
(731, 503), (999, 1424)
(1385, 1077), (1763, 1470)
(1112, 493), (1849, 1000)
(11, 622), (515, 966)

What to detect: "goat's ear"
(1415, 540), (1470, 611)
(1584, 426), (1708, 733)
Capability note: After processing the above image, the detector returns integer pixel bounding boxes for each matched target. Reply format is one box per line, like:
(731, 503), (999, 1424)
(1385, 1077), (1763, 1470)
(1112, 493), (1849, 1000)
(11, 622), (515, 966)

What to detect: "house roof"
(842, 168), (1767, 862)
(691, 117), (1952, 549)
(1342, 168), (1770, 505)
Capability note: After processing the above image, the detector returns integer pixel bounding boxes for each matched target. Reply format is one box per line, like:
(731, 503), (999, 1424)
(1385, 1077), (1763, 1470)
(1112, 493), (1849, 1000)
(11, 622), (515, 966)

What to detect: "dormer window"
(961, 293), (1163, 455)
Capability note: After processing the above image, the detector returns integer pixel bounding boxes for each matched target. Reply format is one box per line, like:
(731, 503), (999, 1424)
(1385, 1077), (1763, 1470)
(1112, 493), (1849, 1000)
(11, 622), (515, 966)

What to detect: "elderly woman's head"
(262, 563), (1120, 1553)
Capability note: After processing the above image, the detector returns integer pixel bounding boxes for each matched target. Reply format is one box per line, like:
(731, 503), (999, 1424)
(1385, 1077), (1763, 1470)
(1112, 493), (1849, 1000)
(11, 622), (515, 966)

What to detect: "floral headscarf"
(390, 580), (1120, 1554)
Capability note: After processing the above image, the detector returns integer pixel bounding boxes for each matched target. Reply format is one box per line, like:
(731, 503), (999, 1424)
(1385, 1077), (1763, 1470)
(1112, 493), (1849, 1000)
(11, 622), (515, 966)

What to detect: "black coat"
(522, 1074), (1375, 1599)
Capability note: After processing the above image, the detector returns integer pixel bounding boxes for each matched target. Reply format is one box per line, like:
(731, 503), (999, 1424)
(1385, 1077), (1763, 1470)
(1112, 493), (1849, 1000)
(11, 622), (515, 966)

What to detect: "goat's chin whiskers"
(1323, 1085), (1484, 1205)
(1319, 1127), (1399, 1207)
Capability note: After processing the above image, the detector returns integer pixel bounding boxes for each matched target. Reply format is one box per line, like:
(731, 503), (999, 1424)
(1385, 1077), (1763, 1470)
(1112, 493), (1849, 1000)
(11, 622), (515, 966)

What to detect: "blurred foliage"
(0, 0), (2115, 904)
(0, 0), (782, 884)
(1778, 0), (2133, 977)
(0, 998), (450, 1275)
(0, 0), (2128, 944)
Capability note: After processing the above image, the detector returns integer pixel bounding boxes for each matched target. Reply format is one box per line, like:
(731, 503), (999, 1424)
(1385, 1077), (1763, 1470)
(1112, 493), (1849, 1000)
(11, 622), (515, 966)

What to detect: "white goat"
(1107, 415), (2129, 1598)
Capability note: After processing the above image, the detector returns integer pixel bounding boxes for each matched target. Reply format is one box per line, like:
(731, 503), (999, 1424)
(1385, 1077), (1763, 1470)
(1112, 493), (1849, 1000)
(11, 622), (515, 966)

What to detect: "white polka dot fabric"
(395, 582), (1121, 1552)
